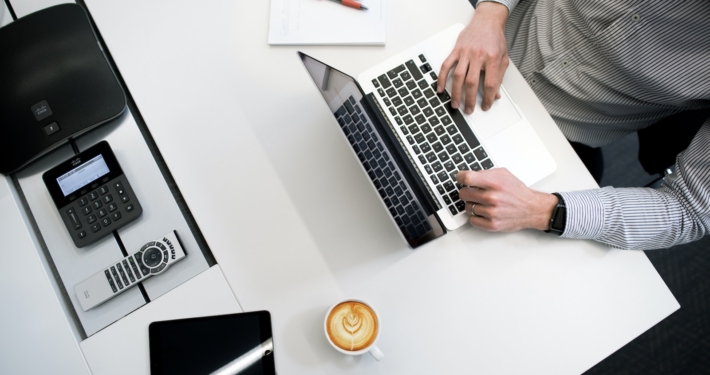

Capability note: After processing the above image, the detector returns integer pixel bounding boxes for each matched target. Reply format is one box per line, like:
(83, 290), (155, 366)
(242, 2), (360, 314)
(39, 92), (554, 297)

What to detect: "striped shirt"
(476, 0), (710, 249)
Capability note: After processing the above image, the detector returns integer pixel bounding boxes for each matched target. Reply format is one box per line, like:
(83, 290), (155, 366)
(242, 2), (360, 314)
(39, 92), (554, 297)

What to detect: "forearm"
(560, 123), (710, 250)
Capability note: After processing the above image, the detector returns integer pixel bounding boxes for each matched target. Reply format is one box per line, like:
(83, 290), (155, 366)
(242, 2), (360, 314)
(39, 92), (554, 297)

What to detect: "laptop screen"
(299, 52), (445, 248)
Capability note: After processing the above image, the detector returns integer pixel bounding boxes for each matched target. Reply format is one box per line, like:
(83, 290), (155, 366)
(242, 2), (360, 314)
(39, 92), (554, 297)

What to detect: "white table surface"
(80, 0), (679, 373)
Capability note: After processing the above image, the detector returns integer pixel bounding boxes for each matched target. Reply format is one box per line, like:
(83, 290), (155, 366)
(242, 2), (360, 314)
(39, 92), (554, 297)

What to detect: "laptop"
(299, 24), (556, 248)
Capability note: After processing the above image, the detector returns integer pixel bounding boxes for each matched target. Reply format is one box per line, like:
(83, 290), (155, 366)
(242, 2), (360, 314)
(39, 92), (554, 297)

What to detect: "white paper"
(268, 0), (385, 45)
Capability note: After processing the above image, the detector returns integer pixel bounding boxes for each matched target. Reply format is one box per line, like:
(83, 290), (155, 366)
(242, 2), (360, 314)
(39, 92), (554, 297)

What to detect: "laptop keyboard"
(335, 97), (433, 241)
(372, 54), (495, 217)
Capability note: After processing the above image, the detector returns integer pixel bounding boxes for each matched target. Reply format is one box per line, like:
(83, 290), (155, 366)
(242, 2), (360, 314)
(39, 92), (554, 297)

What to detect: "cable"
(4, 0), (17, 21)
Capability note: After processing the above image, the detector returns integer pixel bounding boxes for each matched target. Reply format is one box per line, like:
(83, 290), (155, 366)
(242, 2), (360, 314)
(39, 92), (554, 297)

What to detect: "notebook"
(268, 0), (385, 45)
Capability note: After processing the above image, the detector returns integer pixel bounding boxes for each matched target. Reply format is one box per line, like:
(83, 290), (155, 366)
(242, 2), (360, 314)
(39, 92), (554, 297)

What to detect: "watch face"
(551, 205), (566, 233)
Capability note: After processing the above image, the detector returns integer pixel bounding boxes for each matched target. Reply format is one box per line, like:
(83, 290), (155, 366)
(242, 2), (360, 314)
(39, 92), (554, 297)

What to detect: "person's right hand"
(437, 2), (510, 115)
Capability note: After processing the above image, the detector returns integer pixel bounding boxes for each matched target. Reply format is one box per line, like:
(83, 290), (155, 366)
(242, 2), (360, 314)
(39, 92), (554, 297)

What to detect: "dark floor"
(582, 134), (710, 375)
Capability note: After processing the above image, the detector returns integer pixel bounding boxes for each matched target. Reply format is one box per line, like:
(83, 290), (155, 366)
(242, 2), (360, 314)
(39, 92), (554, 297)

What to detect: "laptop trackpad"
(461, 87), (522, 140)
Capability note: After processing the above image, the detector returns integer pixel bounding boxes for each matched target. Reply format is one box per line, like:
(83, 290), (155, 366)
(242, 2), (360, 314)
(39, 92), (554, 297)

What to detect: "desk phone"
(43, 141), (142, 248)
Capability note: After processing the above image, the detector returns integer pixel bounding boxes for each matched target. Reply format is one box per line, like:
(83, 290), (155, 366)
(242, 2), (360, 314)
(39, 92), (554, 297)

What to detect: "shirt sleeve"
(473, 0), (519, 13)
(558, 120), (710, 250)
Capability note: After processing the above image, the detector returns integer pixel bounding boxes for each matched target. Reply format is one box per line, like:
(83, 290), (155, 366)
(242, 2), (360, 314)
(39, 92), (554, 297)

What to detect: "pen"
(329, 0), (368, 11)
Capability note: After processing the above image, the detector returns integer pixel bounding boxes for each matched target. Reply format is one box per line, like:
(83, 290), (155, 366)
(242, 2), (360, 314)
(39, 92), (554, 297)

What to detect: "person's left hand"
(457, 168), (558, 232)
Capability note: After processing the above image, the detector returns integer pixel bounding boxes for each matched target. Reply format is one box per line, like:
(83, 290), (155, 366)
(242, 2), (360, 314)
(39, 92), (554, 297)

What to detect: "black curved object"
(0, 3), (125, 174)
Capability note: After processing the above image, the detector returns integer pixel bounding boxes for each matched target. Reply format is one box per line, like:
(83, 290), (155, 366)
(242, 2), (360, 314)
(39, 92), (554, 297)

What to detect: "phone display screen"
(56, 155), (110, 196)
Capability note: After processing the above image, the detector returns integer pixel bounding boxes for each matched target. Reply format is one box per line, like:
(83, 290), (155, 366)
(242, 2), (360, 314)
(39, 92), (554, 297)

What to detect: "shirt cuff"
(475, 0), (518, 13)
(558, 189), (609, 240)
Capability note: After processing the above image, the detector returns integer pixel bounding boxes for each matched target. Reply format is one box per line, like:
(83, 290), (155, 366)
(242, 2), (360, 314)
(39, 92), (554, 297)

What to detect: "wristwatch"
(544, 193), (566, 235)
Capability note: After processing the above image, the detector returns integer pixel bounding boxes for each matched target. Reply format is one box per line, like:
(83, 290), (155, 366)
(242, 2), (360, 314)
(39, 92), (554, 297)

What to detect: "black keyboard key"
(425, 164), (433, 174)
(432, 142), (444, 153)
(415, 114), (426, 124)
(383, 98), (391, 106)
(372, 79), (380, 88)
(441, 116), (452, 126)
(420, 63), (432, 73)
(453, 134), (465, 145)
(430, 71), (438, 80)
(417, 98), (428, 108)
(437, 171), (449, 184)
(395, 116), (403, 125)
(409, 106), (421, 116)
(444, 181), (455, 192)
(417, 79), (429, 90)
(423, 89), (435, 99)
(403, 115), (414, 125)
(394, 171), (402, 180)
(450, 191), (460, 202)
(386, 87), (397, 97)
(400, 126), (409, 135)
(414, 133), (426, 144)
(344, 100), (355, 114)
(398, 87), (409, 97)
(455, 200), (466, 212)
(401, 71), (412, 81)
(452, 153), (464, 164)
(481, 159), (495, 170)
(411, 89), (422, 99)
(426, 152), (438, 163)
(372, 149), (381, 159)
(393, 78), (403, 88)
(385, 186), (395, 196)
(419, 54), (427, 62)
(405, 204), (415, 216)
(446, 144), (458, 154)
(437, 185), (446, 195)
(473, 147), (488, 161)
(420, 143), (432, 153)
(422, 107), (434, 118)
(450, 171), (459, 182)
(396, 206), (406, 216)
(438, 151), (450, 162)
(426, 152), (437, 163)
(384, 167), (393, 177)
(464, 153), (476, 163)
(403, 96), (415, 106)
(444, 161), (456, 172)
(405, 60), (423, 80)
(406, 136), (415, 145)
(392, 97), (403, 107)
(401, 194), (410, 206)
(412, 145), (421, 154)
(420, 124), (432, 134)
(432, 161), (443, 172)
(458, 143), (470, 154)
(434, 106), (446, 117)
(443, 196), (452, 205)
(395, 216), (403, 226)
(433, 126), (446, 136)
(430, 174), (439, 184)
(394, 185), (403, 196)
(406, 80), (417, 90)
(377, 88), (386, 97)
(389, 107), (397, 116)
(408, 124), (420, 134)
(397, 106), (408, 116)
(378, 74), (392, 88)
(362, 131), (371, 141)
(446, 125), (457, 135)
(470, 162), (482, 171)
(388, 65), (407, 79)
(426, 132), (438, 143)
(449, 205), (458, 215)
(440, 134), (452, 145)
(391, 196), (400, 206)
(458, 163), (469, 171)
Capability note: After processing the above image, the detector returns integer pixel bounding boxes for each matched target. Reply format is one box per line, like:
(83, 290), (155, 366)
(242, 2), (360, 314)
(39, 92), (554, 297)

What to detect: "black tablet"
(149, 311), (275, 375)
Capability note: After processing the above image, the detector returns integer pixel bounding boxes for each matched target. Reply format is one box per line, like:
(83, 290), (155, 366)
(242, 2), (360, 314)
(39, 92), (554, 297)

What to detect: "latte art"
(326, 301), (378, 352)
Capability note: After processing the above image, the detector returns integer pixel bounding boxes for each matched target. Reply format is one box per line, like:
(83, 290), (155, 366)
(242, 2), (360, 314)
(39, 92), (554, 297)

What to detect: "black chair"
(637, 108), (710, 186)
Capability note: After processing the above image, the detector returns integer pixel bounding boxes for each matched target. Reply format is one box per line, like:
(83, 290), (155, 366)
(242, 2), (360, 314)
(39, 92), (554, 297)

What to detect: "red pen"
(328, 0), (368, 11)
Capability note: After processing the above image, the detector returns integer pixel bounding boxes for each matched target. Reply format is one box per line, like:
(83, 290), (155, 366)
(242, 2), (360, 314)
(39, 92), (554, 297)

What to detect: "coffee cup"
(324, 299), (384, 361)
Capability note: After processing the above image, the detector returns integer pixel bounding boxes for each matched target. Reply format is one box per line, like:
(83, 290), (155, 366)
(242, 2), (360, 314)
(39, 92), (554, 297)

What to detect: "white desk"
(3, 0), (680, 373)
(83, 0), (680, 373)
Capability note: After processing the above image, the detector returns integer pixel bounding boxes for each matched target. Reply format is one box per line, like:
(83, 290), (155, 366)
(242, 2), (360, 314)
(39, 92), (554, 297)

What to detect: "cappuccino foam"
(326, 301), (378, 352)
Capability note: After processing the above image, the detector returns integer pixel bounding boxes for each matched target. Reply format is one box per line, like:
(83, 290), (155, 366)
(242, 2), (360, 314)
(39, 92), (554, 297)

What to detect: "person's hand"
(438, 2), (510, 115)
(456, 168), (559, 232)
